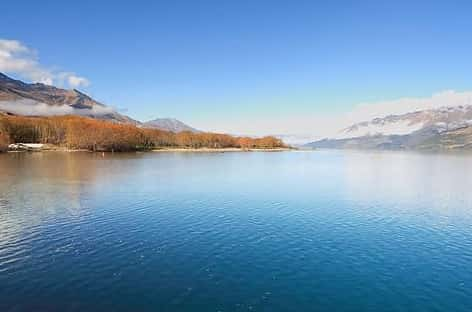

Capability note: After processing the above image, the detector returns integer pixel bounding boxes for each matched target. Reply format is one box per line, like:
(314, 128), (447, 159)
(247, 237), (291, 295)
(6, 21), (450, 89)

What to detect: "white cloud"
(346, 90), (472, 123)
(0, 39), (89, 88)
(67, 75), (90, 88)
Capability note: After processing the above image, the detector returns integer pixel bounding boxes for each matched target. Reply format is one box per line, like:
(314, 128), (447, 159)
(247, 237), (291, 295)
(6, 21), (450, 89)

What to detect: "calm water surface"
(1, 150), (472, 311)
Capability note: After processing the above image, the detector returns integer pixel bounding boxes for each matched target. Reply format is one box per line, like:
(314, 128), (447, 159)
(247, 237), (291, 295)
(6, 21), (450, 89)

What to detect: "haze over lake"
(1, 151), (472, 311)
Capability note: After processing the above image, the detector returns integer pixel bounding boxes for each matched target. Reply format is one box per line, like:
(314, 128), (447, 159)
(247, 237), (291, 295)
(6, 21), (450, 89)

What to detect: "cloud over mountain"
(346, 90), (472, 123)
(0, 39), (89, 88)
(296, 90), (472, 140)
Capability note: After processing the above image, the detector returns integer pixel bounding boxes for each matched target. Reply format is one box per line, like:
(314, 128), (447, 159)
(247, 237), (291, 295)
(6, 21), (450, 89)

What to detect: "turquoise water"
(1, 150), (471, 311)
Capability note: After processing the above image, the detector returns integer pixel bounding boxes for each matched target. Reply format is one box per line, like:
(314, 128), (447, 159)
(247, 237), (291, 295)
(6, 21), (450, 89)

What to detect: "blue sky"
(1, 0), (472, 135)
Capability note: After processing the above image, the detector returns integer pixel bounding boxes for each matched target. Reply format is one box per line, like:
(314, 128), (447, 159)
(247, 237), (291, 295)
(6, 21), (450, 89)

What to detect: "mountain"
(143, 118), (199, 133)
(306, 105), (472, 150)
(0, 73), (200, 131)
(0, 72), (137, 124)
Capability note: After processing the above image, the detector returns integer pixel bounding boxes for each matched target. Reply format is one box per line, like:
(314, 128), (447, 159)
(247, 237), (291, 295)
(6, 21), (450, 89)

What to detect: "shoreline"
(151, 147), (293, 153)
(5, 145), (294, 153)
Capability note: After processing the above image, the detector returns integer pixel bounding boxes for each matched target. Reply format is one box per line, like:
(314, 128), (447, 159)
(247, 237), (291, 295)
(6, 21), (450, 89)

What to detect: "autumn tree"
(0, 115), (286, 152)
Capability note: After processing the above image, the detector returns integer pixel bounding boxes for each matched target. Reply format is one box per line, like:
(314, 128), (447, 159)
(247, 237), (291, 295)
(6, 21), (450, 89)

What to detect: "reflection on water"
(0, 150), (471, 311)
(343, 151), (472, 205)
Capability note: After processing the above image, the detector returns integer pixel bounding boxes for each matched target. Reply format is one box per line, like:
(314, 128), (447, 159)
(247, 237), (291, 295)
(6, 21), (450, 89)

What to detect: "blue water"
(1, 150), (471, 311)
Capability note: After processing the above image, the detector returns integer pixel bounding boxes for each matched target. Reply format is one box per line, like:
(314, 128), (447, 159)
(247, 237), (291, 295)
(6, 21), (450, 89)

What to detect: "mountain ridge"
(306, 105), (472, 150)
(0, 72), (198, 132)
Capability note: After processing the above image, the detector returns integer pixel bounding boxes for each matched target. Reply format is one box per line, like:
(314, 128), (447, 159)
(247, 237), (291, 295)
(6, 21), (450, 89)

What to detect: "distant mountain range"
(306, 105), (472, 150)
(0, 72), (197, 133)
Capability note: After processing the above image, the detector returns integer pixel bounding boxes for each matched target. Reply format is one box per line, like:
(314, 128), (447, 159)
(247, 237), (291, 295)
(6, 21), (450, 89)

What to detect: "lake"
(1, 150), (471, 311)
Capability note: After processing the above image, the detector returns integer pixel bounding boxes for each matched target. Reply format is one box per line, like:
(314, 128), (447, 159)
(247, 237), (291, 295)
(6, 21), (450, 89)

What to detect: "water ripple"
(1, 151), (472, 311)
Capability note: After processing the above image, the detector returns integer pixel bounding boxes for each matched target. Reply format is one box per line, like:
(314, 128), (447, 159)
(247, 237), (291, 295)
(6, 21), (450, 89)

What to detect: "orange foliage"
(0, 115), (286, 152)
(0, 131), (8, 152)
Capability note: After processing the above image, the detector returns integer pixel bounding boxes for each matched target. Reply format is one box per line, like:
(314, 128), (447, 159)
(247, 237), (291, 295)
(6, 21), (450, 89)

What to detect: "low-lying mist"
(0, 99), (116, 116)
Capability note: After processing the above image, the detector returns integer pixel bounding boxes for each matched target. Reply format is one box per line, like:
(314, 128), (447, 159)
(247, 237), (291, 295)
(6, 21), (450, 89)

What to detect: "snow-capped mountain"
(306, 105), (472, 150)
(336, 105), (472, 139)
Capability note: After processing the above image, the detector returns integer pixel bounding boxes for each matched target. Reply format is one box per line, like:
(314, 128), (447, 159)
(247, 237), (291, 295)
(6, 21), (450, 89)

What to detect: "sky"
(1, 0), (472, 137)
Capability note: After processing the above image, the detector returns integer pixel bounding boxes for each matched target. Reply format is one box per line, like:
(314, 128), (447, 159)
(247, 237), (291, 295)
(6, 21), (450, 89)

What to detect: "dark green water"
(1, 151), (471, 311)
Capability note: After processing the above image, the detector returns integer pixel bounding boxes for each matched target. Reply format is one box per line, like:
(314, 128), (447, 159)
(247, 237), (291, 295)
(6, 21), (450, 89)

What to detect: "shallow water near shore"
(1, 150), (472, 311)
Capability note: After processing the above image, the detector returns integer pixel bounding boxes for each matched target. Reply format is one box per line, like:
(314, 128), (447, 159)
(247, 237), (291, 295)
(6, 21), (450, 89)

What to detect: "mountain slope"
(335, 106), (472, 139)
(143, 118), (199, 133)
(306, 105), (472, 150)
(0, 72), (137, 124)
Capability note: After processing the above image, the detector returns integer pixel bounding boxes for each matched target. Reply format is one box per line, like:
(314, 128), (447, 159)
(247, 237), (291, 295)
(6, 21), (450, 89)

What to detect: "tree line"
(0, 115), (286, 152)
